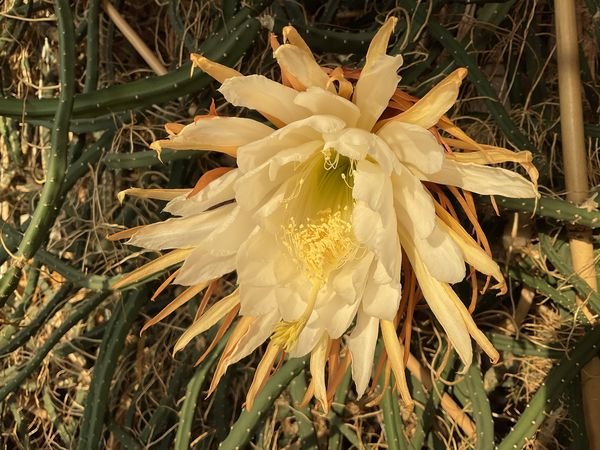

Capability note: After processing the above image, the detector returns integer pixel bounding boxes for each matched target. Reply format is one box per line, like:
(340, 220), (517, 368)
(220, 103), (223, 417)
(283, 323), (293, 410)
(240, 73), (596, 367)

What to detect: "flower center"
(282, 148), (357, 284)
(272, 148), (358, 351)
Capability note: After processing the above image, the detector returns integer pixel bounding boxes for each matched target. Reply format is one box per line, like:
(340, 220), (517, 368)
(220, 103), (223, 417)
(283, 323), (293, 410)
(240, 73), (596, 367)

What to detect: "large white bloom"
(112, 18), (537, 410)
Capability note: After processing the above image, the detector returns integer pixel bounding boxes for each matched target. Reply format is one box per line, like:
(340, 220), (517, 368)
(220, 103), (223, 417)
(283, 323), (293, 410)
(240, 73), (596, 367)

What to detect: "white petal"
(268, 140), (321, 180)
(395, 68), (467, 130)
(225, 309), (281, 366)
(237, 229), (296, 288)
(348, 311), (379, 398)
(361, 270), (401, 321)
(352, 161), (402, 280)
(318, 296), (361, 339)
(173, 290), (240, 352)
(151, 117), (273, 155)
(392, 166), (436, 239)
(377, 121), (444, 174)
(353, 54), (403, 130)
(199, 207), (255, 254)
(288, 323), (324, 357)
(398, 223), (472, 366)
(323, 128), (373, 161)
(331, 252), (374, 303)
(239, 285), (285, 316)
(294, 86), (361, 127)
(219, 75), (310, 125)
(164, 169), (239, 216)
(274, 44), (330, 90)
(310, 333), (330, 410)
(128, 203), (236, 250)
(411, 222), (466, 284)
(413, 158), (538, 198)
(175, 250), (235, 285)
(237, 115), (345, 172)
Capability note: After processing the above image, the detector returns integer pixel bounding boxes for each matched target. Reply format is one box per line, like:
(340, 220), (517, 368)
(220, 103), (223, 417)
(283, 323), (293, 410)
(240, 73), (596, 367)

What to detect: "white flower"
(111, 18), (538, 410)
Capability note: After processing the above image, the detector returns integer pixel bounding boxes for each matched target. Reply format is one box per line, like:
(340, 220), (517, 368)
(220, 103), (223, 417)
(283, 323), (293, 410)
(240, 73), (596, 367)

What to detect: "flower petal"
(331, 252), (374, 303)
(353, 17), (402, 131)
(352, 161), (401, 281)
(237, 229), (296, 288)
(394, 68), (468, 130)
(361, 268), (401, 321)
(128, 203), (237, 250)
(392, 164), (437, 239)
(164, 169), (239, 216)
(274, 44), (330, 91)
(219, 75), (311, 126)
(377, 121), (444, 173)
(347, 311), (379, 398)
(237, 115), (345, 172)
(223, 309), (280, 367)
(310, 333), (330, 411)
(294, 86), (361, 128)
(398, 223), (473, 366)
(173, 290), (240, 353)
(413, 158), (538, 198)
(353, 54), (403, 130)
(150, 117), (273, 156)
(411, 222), (466, 284)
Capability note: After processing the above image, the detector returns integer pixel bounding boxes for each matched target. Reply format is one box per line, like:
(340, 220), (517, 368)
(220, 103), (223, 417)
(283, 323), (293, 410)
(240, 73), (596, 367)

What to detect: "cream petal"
(235, 160), (281, 212)
(173, 290), (240, 353)
(411, 222), (466, 284)
(199, 207), (256, 254)
(438, 218), (504, 288)
(150, 117), (273, 156)
(352, 161), (402, 279)
(377, 121), (444, 174)
(274, 44), (330, 90)
(398, 223), (473, 366)
(353, 54), (403, 131)
(268, 140), (321, 180)
(395, 68), (468, 130)
(236, 229), (296, 288)
(310, 333), (330, 411)
(392, 165), (436, 239)
(128, 203), (236, 250)
(413, 158), (538, 198)
(361, 268), (401, 321)
(219, 75), (311, 125)
(288, 322), (323, 357)
(237, 115), (345, 172)
(347, 311), (379, 398)
(164, 169), (239, 216)
(316, 293), (362, 339)
(225, 309), (281, 367)
(175, 250), (235, 286)
(294, 86), (361, 128)
(239, 285), (284, 316)
(353, 160), (386, 210)
(363, 17), (398, 72)
(331, 252), (374, 303)
(323, 128), (373, 161)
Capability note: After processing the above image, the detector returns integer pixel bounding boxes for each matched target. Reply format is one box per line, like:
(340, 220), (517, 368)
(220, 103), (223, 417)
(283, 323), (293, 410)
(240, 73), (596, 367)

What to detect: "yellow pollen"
(284, 209), (356, 284)
(272, 284), (320, 351)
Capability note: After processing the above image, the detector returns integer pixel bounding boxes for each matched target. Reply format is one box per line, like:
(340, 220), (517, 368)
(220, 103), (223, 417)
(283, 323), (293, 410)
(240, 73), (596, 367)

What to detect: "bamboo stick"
(554, 2), (600, 448)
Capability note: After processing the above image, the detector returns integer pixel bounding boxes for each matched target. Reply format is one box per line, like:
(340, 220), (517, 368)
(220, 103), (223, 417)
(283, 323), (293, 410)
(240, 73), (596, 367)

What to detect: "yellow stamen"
(284, 210), (356, 283)
(271, 283), (320, 351)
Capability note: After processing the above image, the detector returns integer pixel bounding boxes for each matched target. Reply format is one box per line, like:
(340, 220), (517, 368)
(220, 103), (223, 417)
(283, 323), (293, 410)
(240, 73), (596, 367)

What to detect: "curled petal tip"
(456, 67), (468, 80)
(384, 16), (398, 29)
(190, 53), (206, 67)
